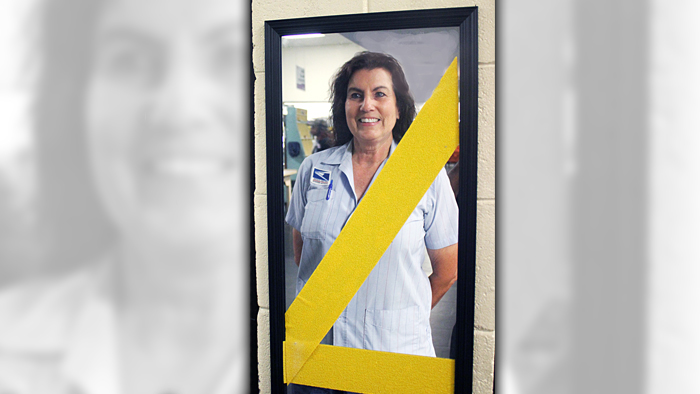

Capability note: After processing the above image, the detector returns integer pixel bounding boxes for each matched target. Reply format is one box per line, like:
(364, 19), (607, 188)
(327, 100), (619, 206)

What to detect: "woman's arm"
(427, 243), (458, 308)
(292, 228), (303, 267)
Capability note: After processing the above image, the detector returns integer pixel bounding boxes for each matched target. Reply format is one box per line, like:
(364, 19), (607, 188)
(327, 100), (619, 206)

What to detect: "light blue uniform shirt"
(285, 140), (458, 357)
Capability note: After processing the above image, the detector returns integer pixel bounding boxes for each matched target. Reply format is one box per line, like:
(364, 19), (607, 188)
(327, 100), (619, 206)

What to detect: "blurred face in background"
(84, 0), (247, 249)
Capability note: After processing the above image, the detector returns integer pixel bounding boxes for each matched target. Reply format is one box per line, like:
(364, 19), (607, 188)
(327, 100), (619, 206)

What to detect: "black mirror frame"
(264, 7), (478, 393)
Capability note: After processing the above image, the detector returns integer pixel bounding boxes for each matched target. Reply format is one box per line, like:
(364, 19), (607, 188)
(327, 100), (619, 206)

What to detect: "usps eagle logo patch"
(311, 167), (331, 186)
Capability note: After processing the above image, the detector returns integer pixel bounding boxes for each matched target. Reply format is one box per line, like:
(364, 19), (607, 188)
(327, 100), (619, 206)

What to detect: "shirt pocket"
(363, 305), (432, 356)
(300, 187), (332, 240)
(306, 186), (330, 202)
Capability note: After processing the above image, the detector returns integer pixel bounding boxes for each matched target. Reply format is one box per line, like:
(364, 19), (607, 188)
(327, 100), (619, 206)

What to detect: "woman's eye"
(349, 92), (362, 99)
(376, 91), (387, 98)
(213, 45), (237, 69)
(210, 42), (243, 80)
(95, 44), (158, 85)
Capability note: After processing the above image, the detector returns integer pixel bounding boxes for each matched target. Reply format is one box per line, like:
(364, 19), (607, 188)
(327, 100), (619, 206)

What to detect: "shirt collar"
(0, 255), (248, 394)
(329, 138), (398, 176)
(61, 281), (121, 394)
(61, 257), (121, 394)
(59, 257), (247, 394)
(319, 140), (351, 165)
(0, 256), (120, 394)
(321, 139), (398, 165)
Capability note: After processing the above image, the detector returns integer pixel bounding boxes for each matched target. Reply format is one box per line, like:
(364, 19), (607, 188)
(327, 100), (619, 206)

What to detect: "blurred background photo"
(501, 0), (700, 393)
(0, 0), (252, 393)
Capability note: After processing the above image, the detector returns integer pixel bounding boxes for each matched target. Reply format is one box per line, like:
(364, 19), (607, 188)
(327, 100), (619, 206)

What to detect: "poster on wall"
(265, 7), (479, 394)
(296, 65), (305, 90)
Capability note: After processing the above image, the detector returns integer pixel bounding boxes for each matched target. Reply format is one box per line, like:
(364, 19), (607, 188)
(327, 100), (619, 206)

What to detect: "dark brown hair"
(330, 51), (416, 146)
(34, 0), (114, 269)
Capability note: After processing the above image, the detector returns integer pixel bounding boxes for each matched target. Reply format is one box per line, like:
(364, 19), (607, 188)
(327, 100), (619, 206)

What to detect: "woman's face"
(345, 67), (399, 147)
(84, 0), (247, 247)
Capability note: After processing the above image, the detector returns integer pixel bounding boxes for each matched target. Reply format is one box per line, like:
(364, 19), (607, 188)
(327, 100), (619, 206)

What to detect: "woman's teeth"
(359, 118), (379, 123)
(147, 158), (232, 176)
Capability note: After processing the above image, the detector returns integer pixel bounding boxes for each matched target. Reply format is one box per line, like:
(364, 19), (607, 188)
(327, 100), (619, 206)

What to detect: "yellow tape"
(286, 342), (456, 393)
(285, 58), (460, 384)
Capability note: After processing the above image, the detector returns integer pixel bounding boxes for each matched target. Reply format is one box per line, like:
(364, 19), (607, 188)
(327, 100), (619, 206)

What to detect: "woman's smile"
(144, 157), (232, 177)
(135, 145), (238, 179)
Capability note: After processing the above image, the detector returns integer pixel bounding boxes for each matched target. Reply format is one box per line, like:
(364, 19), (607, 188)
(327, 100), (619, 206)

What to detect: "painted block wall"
(252, 0), (495, 392)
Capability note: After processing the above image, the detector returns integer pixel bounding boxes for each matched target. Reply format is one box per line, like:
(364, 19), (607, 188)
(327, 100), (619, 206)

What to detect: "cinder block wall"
(252, 1), (495, 392)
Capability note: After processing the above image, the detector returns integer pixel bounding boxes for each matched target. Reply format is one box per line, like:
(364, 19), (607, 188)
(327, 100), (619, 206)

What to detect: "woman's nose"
(147, 62), (209, 132)
(360, 96), (375, 111)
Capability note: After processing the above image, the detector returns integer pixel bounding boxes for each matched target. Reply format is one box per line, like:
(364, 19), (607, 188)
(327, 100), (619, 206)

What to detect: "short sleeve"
(423, 168), (459, 250)
(285, 158), (312, 231)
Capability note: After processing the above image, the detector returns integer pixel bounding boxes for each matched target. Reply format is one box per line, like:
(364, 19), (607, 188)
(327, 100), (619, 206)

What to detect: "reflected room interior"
(280, 28), (460, 359)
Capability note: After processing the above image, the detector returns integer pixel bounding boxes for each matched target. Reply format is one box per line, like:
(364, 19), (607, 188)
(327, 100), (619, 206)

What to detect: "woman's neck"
(351, 137), (393, 200)
(352, 136), (392, 166)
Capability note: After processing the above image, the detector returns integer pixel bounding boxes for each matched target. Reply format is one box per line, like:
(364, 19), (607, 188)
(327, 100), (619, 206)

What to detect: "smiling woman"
(0, 0), (251, 393)
(86, 0), (248, 248)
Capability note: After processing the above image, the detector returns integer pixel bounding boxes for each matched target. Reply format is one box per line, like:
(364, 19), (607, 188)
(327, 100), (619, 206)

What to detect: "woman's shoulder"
(0, 265), (100, 351)
(428, 167), (451, 191)
(299, 143), (347, 172)
(310, 143), (346, 158)
(307, 143), (349, 164)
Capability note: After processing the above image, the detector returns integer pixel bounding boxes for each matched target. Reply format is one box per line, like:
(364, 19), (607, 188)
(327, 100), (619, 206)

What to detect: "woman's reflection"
(285, 52), (458, 393)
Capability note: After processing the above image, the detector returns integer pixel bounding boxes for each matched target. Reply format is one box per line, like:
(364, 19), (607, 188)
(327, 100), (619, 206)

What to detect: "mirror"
(265, 8), (478, 393)
(283, 26), (462, 355)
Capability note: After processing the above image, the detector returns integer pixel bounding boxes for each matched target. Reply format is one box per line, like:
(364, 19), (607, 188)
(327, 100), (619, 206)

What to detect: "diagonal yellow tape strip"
(284, 342), (455, 393)
(285, 57), (460, 383)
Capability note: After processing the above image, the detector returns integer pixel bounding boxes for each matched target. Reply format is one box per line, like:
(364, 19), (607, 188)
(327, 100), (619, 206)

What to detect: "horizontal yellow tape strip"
(285, 57), (460, 381)
(286, 342), (456, 394)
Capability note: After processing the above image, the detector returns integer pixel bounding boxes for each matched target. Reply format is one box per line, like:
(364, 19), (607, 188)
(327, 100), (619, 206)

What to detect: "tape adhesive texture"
(286, 343), (455, 393)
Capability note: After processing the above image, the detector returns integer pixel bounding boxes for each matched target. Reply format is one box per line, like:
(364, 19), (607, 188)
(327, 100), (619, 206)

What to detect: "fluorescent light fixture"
(283, 33), (325, 40)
